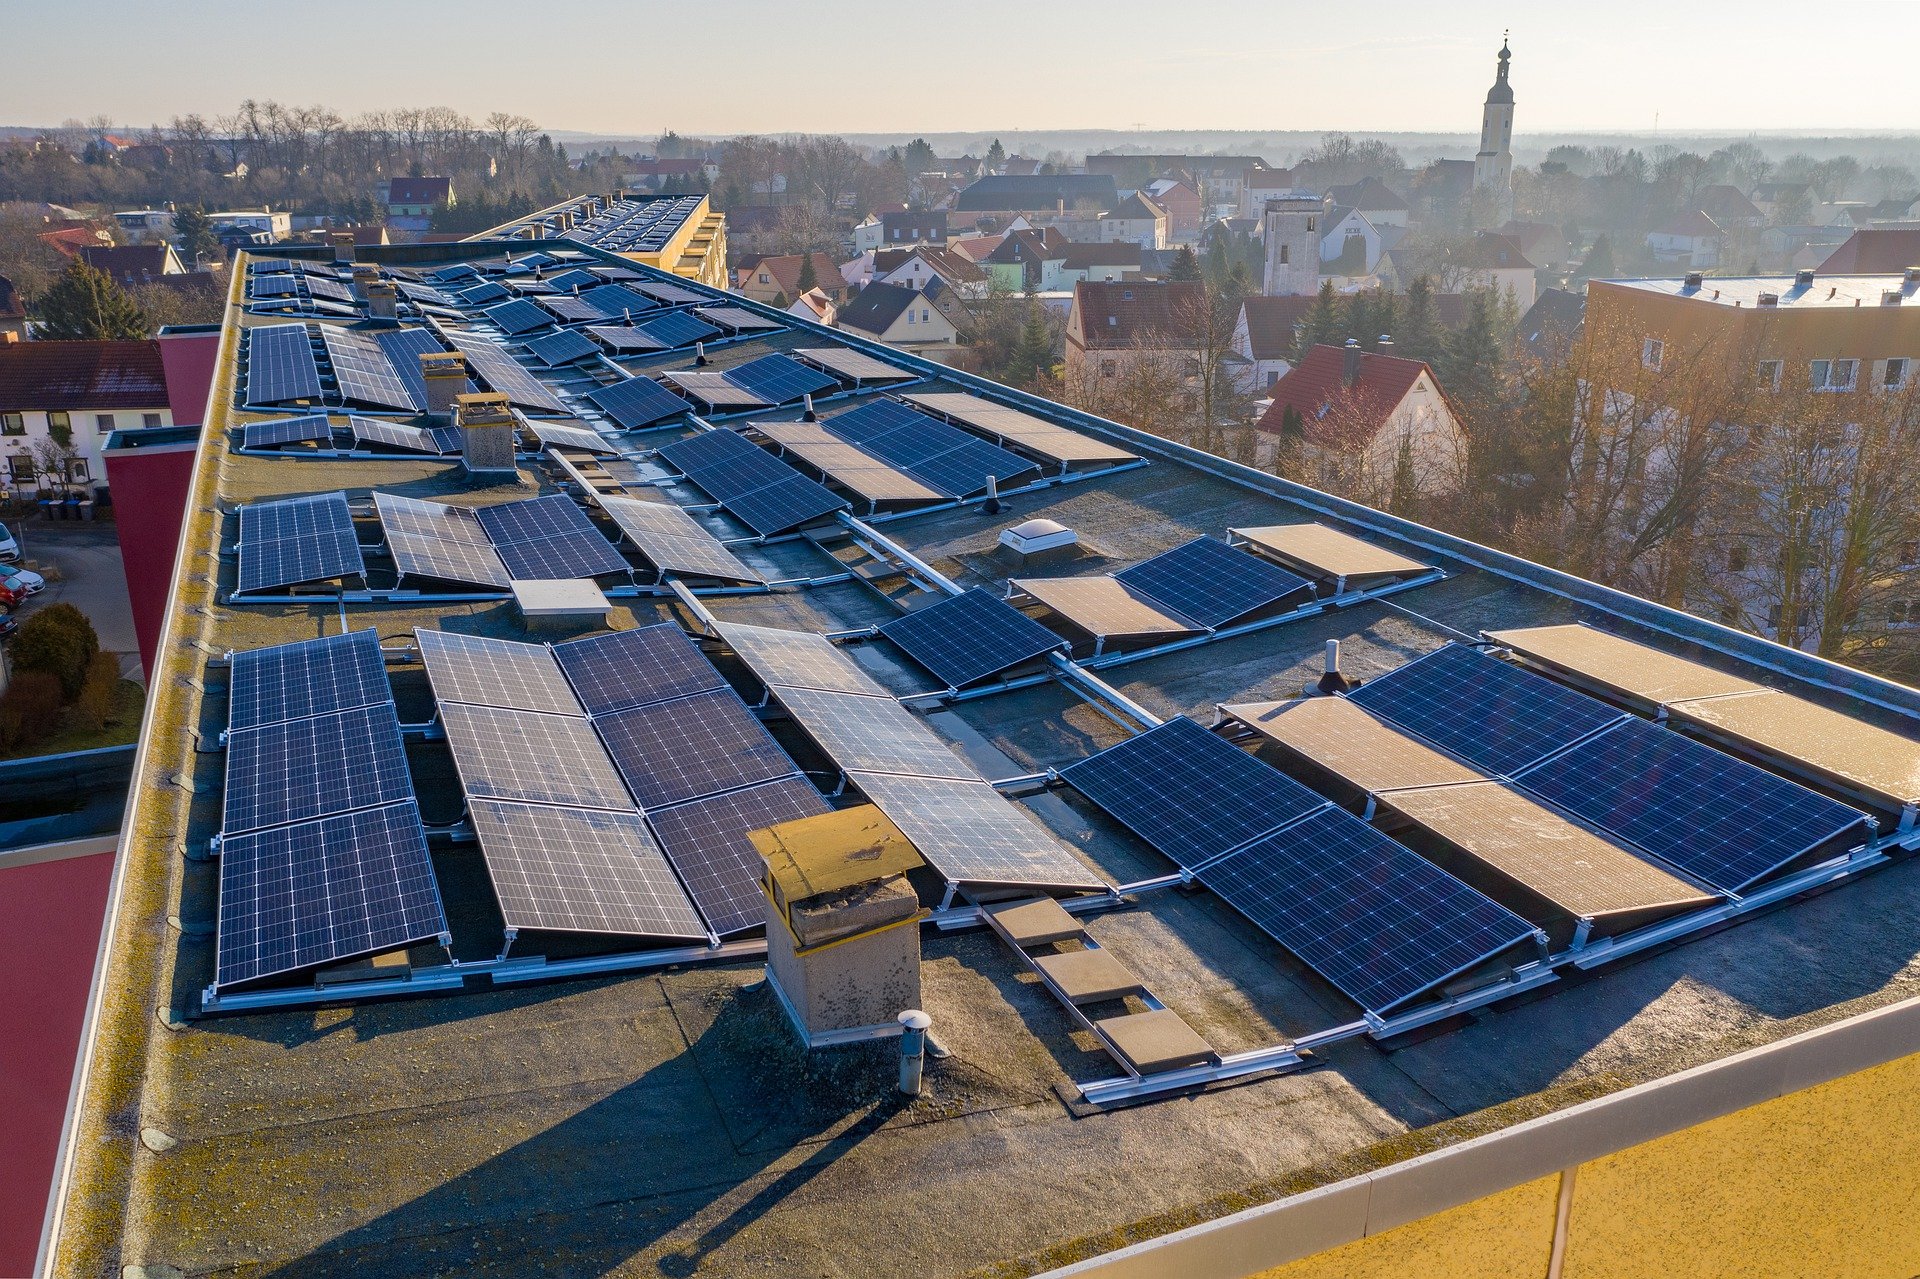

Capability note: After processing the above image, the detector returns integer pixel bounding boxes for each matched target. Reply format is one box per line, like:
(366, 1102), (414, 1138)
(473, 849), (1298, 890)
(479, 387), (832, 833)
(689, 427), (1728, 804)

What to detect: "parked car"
(0, 581), (25, 610)
(0, 522), (18, 563)
(0, 614), (18, 639)
(0, 563), (44, 593)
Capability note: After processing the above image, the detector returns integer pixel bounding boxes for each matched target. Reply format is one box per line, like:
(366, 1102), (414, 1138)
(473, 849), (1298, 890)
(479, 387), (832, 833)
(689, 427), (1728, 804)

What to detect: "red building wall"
(101, 438), (196, 678)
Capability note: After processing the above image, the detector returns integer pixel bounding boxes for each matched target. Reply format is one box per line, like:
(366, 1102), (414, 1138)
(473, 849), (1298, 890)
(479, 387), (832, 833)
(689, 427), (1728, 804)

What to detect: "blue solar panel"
(542, 268), (599, 291)
(236, 492), (366, 594)
(585, 377), (691, 429)
(244, 323), (323, 405)
(645, 776), (830, 936)
(597, 689), (798, 809)
(657, 429), (848, 536)
(635, 311), (721, 350)
(222, 703), (414, 835)
(1347, 644), (1626, 778)
(526, 328), (600, 367)
(879, 588), (1066, 688)
(446, 334), (566, 413)
(1114, 536), (1314, 630)
(721, 475), (851, 539)
(823, 401), (1036, 498)
(577, 284), (658, 320)
(724, 354), (840, 404)
(1060, 716), (1330, 869)
(555, 623), (726, 715)
(1198, 807), (1538, 1014)
(474, 494), (630, 580)
(217, 800), (446, 987)
(1518, 717), (1870, 893)
(483, 298), (557, 335)
(539, 295), (605, 324)
(319, 326), (417, 412)
(455, 280), (509, 306)
(374, 327), (455, 412)
(228, 629), (389, 731)
(243, 414), (332, 449)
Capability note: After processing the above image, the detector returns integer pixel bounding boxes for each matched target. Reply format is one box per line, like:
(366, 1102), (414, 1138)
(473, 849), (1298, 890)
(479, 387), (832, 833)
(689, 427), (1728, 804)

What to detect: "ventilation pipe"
(801, 394), (816, 422)
(983, 472), (1002, 515)
(694, 341), (708, 366)
(899, 1011), (931, 1095)
(1316, 638), (1352, 694)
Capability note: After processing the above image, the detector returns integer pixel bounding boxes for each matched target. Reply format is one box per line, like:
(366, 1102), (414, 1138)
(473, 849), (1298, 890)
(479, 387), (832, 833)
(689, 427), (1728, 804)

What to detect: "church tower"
(1474, 36), (1515, 226)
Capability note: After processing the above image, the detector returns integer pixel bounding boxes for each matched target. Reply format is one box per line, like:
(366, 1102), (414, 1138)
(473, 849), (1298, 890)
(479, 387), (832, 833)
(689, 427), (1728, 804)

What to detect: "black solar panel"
(319, 326), (418, 412)
(474, 493), (594, 545)
(492, 532), (629, 581)
(646, 776), (830, 935)
(585, 377), (690, 429)
(725, 353), (840, 405)
(216, 801), (446, 987)
(247, 274), (300, 299)
(1060, 716), (1330, 869)
(1114, 536), (1314, 630)
(824, 401), (1036, 498)
(1347, 644), (1627, 778)
(244, 323), (323, 405)
(243, 414), (332, 450)
(431, 264), (481, 285)
(657, 430), (849, 536)
(438, 703), (634, 810)
(1518, 717), (1870, 893)
(598, 689), (798, 809)
(526, 328), (600, 367)
(236, 492), (366, 594)
(228, 629), (390, 731)
(634, 281), (707, 306)
(483, 298), (556, 335)
(1198, 808), (1537, 1014)
(555, 623), (726, 715)
(879, 588), (1066, 688)
(636, 311), (721, 350)
(467, 799), (706, 938)
(222, 703), (414, 835)
(374, 493), (511, 589)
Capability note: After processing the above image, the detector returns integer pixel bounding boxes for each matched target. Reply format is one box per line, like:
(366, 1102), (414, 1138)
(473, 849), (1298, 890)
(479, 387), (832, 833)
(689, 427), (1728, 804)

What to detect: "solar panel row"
(236, 492), (366, 594)
(878, 588), (1067, 688)
(244, 323), (324, 405)
(656, 428), (849, 537)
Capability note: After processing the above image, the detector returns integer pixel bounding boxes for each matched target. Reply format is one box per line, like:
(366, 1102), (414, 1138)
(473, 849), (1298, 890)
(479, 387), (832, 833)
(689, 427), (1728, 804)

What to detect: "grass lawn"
(0, 678), (146, 760)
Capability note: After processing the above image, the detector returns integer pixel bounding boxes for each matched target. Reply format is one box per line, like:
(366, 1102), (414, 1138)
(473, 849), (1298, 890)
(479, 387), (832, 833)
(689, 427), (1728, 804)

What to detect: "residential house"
(1517, 287), (1587, 362)
(38, 226), (113, 259)
(787, 287), (836, 326)
(1647, 211), (1725, 269)
(1059, 242), (1145, 287)
(835, 280), (960, 347)
(1084, 155), (1271, 211)
(1497, 220), (1571, 272)
(1145, 177), (1204, 244)
(1319, 207), (1387, 278)
(999, 156), (1041, 176)
(1064, 279), (1206, 385)
(1395, 232), (1538, 308)
(1818, 228), (1920, 274)
(1750, 182), (1813, 222)
(1251, 341), (1465, 492)
(208, 209), (291, 242)
(113, 210), (177, 246)
(1697, 185), (1766, 229)
(953, 174), (1118, 216)
(879, 210), (948, 247)
(947, 234), (1004, 265)
(0, 339), (176, 495)
(1232, 295), (1316, 391)
(876, 245), (989, 300)
(1326, 178), (1410, 229)
(78, 243), (187, 287)
(984, 228), (1071, 293)
(0, 274), (26, 340)
(1099, 194), (1169, 250)
(735, 252), (846, 306)
(1240, 166), (1302, 218)
(380, 177), (455, 232)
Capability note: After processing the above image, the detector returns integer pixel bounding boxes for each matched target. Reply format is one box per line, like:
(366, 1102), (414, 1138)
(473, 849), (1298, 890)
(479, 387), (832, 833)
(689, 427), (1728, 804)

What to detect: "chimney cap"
(1683, 271), (1704, 289)
(1794, 268), (1815, 287)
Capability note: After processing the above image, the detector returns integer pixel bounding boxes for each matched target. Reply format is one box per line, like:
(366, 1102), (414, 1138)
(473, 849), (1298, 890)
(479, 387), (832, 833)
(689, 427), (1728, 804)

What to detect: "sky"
(3, 0), (1917, 137)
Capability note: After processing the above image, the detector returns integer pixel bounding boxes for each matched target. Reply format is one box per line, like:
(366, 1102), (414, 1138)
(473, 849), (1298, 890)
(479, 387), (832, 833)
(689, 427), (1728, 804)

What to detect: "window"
(758, 273), (770, 284)
(7, 455), (32, 481)
(1306, 217), (1316, 232)
(1642, 338), (1664, 370)
(1278, 244), (1289, 265)
(142, 413), (162, 427)
(1727, 543), (1749, 573)
(1266, 371), (1281, 387)
(96, 413), (114, 433)
(0, 413), (21, 437)
(921, 309), (930, 323)
(1885, 358), (1909, 391)
(1757, 359), (1782, 391)
(47, 412), (69, 432)
(1811, 358), (1858, 391)
(1106, 315), (1117, 327)
(906, 309), (915, 325)
(1100, 359), (1118, 378)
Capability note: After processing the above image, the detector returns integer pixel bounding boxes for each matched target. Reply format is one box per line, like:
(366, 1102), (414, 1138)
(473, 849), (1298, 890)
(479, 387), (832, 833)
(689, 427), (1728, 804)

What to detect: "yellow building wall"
(1247, 1049), (1920, 1279)
(616, 196), (729, 289)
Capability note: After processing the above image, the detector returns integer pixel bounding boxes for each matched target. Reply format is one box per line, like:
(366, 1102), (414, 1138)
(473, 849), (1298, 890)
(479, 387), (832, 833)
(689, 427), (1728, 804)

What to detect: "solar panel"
(467, 799), (706, 939)
(1198, 808), (1537, 1014)
(247, 274), (300, 299)
(585, 377), (691, 429)
(394, 280), (456, 308)
(243, 413), (333, 450)
(900, 391), (1139, 467)
(228, 629), (390, 732)
(539, 295), (605, 324)
(236, 492), (366, 594)
(583, 324), (668, 353)
(374, 492), (511, 589)
(541, 269), (600, 292)
(634, 281), (708, 306)
(349, 415), (451, 455)
(646, 776), (830, 935)
(597, 495), (764, 583)
(823, 400), (1037, 497)
(724, 476), (851, 539)
(597, 689), (798, 809)
(713, 621), (892, 696)
(577, 284), (658, 319)
(223, 703), (414, 835)
(447, 335), (565, 413)
(657, 429), (848, 536)
(492, 532), (631, 581)
(554, 623), (726, 715)
(723, 354), (839, 405)
(315, 326), (417, 411)
(244, 323), (323, 405)
(415, 628), (581, 715)
(531, 421), (619, 454)
(474, 493), (598, 545)
(438, 703), (634, 810)
(1059, 716), (1330, 870)
(431, 264), (481, 285)
(303, 275), (358, 306)
(1221, 697), (1484, 795)
(526, 328), (600, 367)
(1113, 536), (1313, 630)
(879, 588), (1067, 688)
(663, 370), (771, 410)
(752, 421), (944, 504)
(373, 326), (453, 412)
(848, 771), (1103, 890)
(217, 801), (446, 987)
(694, 304), (785, 333)
(635, 311), (721, 350)
(455, 281), (510, 306)
(1014, 576), (1201, 639)
(792, 347), (915, 384)
(1517, 717), (1870, 893)
(483, 298), (556, 336)
(773, 684), (976, 780)
(1347, 644), (1627, 778)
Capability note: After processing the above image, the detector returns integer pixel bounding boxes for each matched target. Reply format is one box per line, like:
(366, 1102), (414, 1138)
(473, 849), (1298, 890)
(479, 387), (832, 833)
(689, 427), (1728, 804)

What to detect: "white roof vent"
(1000, 518), (1078, 556)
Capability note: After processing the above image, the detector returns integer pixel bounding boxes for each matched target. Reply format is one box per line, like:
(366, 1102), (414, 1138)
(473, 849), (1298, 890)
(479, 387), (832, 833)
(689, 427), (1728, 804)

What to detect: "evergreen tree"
(986, 139), (1006, 170)
(1203, 236), (1229, 285)
(1296, 280), (1341, 358)
(1581, 234), (1615, 279)
(796, 253), (818, 293)
(34, 260), (151, 341)
(1438, 289), (1502, 415)
(1398, 276), (1441, 364)
(173, 206), (220, 265)
(1009, 301), (1054, 388)
(1169, 245), (1202, 281)
(1389, 437), (1420, 515)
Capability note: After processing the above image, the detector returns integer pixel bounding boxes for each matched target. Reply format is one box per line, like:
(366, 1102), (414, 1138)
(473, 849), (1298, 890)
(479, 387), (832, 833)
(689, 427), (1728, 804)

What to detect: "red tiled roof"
(739, 252), (843, 299)
(0, 340), (170, 412)
(38, 227), (108, 258)
(1069, 280), (1205, 350)
(1255, 343), (1432, 449)
(78, 243), (179, 282)
(1818, 228), (1920, 274)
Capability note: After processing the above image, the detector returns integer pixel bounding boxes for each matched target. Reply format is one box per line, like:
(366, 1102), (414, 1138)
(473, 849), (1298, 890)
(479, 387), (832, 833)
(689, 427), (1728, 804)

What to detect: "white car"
(0, 523), (17, 563)
(0, 563), (43, 593)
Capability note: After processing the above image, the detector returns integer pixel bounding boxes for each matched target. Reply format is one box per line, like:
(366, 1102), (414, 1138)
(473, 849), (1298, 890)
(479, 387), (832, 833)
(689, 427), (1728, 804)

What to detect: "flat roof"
(1599, 272), (1920, 310)
(48, 234), (1920, 1279)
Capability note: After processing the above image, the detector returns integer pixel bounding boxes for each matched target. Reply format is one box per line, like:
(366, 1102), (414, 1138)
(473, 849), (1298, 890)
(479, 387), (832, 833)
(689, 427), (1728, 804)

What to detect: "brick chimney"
(456, 393), (517, 477)
(365, 280), (397, 320)
(350, 265), (380, 301)
(1342, 337), (1362, 388)
(420, 352), (466, 423)
(330, 231), (355, 263)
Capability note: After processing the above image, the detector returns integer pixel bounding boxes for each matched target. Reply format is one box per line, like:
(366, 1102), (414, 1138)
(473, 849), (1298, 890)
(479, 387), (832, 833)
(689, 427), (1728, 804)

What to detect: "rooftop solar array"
(374, 492), (511, 588)
(825, 400), (1038, 498)
(561, 195), (706, 252)
(1667, 691), (1920, 812)
(727, 354), (840, 404)
(1013, 576), (1203, 640)
(373, 326), (456, 411)
(753, 421), (944, 505)
(541, 268), (599, 292)
(350, 415), (460, 456)
(713, 621), (893, 697)
(775, 684), (978, 780)
(661, 369), (770, 410)
(218, 630), (445, 987)
(848, 771), (1102, 891)
(631, 310), (722, 350)
(645, 777), (829, 932)
(879, 588), (1068, 688)
(456, 281), (510, 307)
(415, 628), (581, 715)
(236, 492), (366, 594)
(318, 325), (423, 412)
(597, 495), (764, 583)
(1221, 697), (1484, 794)
(244, 323), (324, 406)
(1113, 536), (1314, 630)
(1486, 624), (1764, 707)
(525, 328), (600, 367)
(530, 421), (619, 455)
(692, 304), (785, 334)
(1347, 643), (1627, 778)
(554, 625), (725, 716)
(575, 284), (657, 320)
(467, 801), (707, 939)
(243, 413), (332, 450)
(446, 334), (566, 413)
(657, 428), (849, 537)
(1231, 523), (1435, 585)
(538, 295), (603, 325)
(483, 298), (557, 336)
(900, 390), (1141, 467)
(598, 689), (796, 809)
(584, 376), (692, 429)
(633, 280), (707, 306)
(440, 703), (634, 810)
(792, 347), (917, 384)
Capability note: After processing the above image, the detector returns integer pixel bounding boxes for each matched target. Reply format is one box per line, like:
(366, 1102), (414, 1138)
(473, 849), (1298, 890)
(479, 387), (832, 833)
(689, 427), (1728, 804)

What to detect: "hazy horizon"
(5, 0), (1916, 137)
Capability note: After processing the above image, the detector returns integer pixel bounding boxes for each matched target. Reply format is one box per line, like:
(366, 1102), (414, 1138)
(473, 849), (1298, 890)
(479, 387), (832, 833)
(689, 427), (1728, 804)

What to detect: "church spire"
(1486, 32), (1514, 105)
